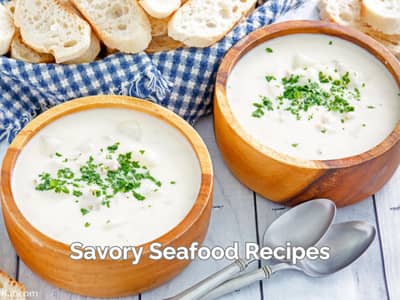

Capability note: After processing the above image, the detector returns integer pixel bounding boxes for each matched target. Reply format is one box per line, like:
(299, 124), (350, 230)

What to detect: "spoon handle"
(200, 266), (272, 300)
(164, 258), (251, 300)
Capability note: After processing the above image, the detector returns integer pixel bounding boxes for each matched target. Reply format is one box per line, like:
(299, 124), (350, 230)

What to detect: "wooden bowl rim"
(1, 95), (214, 259)
(215, 20), (400, 169)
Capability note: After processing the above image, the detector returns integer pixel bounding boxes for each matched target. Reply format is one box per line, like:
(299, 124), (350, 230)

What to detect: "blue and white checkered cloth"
(0, 0), (305, 143)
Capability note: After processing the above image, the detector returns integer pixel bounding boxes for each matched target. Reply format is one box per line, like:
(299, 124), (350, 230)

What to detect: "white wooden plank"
(0, 143), (18, 277)
(375, 167), (400, 300)
(142, 116), (261, 300)
(18, 260), (138, 300)
(254, 196), (387, 300)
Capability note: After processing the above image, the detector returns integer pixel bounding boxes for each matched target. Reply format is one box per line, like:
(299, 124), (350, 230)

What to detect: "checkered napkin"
(0, 0), (305, 143)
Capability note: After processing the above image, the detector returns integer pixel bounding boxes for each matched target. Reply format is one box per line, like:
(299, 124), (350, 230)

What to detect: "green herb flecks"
(252, 96), (274, 118)
(80, 208), (90, 216)
(107, 142), (120, 153)
(265, 47), (273, 53)
(251, 70), (358, 122)
(34, 143), (163, 217)
(265, 75), (276, 82)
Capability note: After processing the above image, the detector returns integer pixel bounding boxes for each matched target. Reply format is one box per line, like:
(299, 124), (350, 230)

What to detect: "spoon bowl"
(203, 221), (376, 300)
(263, 198), (336, 249)
(300, 221), (376, 277)
(165, 198), (336, 300)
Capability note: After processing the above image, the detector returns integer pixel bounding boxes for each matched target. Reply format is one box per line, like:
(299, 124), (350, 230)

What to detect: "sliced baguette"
(55, 0), (101, 63)
(64, 32), (101, 64)
(0, 270), (26, 300)
(140, 0), (181, 19)
(71, 0), (152, 54)
(319, 0), (400, 58)
(168, 0), (257, 47)
(0, 3), (15, 55)
(361, 0), (400, 35)
(11, 32), (54, 63)
(14, 0), (91, 63)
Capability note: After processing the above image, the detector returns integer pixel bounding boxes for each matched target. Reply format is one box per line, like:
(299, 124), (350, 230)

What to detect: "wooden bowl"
(214, 20), (400, 207)
(0, 95), (214, 297)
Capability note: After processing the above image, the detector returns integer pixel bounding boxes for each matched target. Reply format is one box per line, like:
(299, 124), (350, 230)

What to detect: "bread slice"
(361, 0), (400, 35)
(0, 270), (26, 300)
(0, 3), (15, 55)
(13, 0), (91, 63)
(11, 32), (54, 63)
(64, 32), (101, 64)
(319, 0), (400, 58)
(71, 0), (152, 54)
(139, 0), (181, 19)
(168, 0), (257, 47)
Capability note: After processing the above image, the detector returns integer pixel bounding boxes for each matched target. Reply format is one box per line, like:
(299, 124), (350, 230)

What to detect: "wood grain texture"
(0, 144), (18, 280)
(18, 260), (137, 300)
(256, 193), (388, 300)
(214, 20), (400, 207)
(0, 96), (214, 297)
(142, 117), (261, 300)
(374, 169), (400, 300)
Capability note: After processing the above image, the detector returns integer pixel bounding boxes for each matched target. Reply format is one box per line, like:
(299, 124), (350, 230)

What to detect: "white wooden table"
(0, 2), (399, 299)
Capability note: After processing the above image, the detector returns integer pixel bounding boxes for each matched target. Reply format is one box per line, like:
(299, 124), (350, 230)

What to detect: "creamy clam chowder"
(12, 109), (201, 246)
(227, 34), (400, 160)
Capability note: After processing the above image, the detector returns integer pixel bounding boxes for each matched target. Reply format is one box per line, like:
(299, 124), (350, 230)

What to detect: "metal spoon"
(201, 221), (376, 300)
(165, 199), (336, 300)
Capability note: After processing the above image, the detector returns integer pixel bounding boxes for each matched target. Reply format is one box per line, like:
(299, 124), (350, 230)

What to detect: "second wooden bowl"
(1, 95), (214, 297)
(214, 21), (400, 207)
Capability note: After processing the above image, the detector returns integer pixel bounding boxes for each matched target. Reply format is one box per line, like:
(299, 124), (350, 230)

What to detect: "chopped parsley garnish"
(329, 41), (333, 45)
(291, 144), (299, 148)
(252, 96), (273, 118)
(73, 190), (83, 197)
(251, 71), (358, 123)
(133, 191), (146, 201)
(367, 105), (375, 109)
(34, 143), (163, 218)
(55, 152), (62, 157)
(170, 181), (176, 185)
(80, 208), (90, 216)
(321, 129), (327, 134)
(107, 142), (120, 153)
(265, 75), (276, 82)
(265, 47), (273, 53)
(84, 222), (91, 228)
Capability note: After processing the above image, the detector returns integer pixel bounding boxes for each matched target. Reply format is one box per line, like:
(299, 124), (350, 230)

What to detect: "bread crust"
(11, 32), (54, 63)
